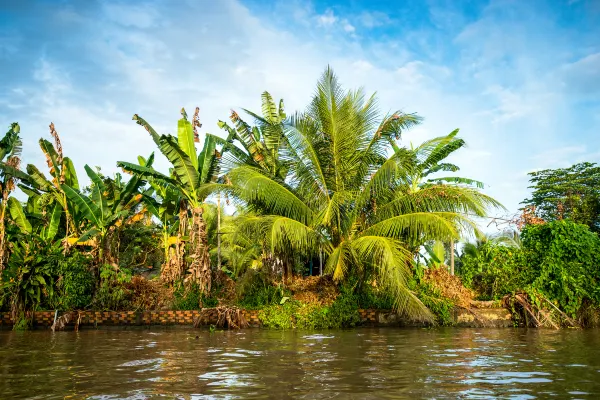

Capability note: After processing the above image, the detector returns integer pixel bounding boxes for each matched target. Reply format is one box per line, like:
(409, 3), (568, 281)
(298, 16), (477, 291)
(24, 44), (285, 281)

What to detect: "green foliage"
(92, 264), (132, 311)
(522, 162), (600, 232)
(53, 251), (94, 310)
(414, 281), (455, 326)
(258, 291), (361, 330)
(258, 301), (297, 329)
(458, 242), (525, 300)
(12, 313), (30, 331)
(521, 220), (600, 317)
(117, 222), (163, 275)
(172, 283), (218, 310)
(0, 236), (58, 313)
(355, 285), (395, 310)
(235, 270), (288, 308)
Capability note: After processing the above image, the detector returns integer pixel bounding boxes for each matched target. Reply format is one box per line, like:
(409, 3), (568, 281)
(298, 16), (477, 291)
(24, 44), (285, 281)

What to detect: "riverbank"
(0, 304), (514, 330)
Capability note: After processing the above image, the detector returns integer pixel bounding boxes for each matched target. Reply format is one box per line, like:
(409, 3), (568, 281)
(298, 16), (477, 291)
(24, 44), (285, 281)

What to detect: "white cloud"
(316, 9), (337, 26)
(342, 20), (355, 33)
(357, 11), (391, 28)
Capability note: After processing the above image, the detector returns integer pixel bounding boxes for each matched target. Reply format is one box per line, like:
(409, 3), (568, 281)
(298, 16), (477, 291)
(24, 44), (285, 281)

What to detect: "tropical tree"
(522, 162), (600, 232)
(136, 154), (184, 282)
(20, 123), (79, 250)
(224, 67), (501, 320)
(217, 91), (288, 179)
(0, 123), (26, 272)
(117, 108), (221, 292)
(61, 165), (146, 269)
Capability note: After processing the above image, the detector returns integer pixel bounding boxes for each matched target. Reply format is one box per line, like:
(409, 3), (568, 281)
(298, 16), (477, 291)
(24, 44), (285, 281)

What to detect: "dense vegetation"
(0, 68), (598, 329)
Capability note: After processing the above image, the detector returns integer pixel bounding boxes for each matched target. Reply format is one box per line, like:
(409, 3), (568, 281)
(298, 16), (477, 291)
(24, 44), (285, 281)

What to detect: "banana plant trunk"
(0, 187), (7, 273)
(161, 206), (186, 284)
(188, 206), (211, 293)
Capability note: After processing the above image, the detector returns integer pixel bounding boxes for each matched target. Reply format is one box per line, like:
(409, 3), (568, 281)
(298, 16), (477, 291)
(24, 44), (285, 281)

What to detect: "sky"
(1, 0), (599, 227)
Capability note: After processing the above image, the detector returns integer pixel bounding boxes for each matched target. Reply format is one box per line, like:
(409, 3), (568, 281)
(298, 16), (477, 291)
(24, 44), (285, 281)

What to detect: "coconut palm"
(217, 91), (288, 179)
(117, 108), (221, 292)
(225, 67), (501, 320)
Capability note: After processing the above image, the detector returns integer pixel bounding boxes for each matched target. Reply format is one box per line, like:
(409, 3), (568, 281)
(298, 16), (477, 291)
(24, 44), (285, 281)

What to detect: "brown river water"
(1, 327), (600, 399)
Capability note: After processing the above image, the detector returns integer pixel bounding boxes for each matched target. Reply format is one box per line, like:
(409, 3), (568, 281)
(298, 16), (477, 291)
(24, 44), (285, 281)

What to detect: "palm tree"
(217, 91), (288, 179)
(224, 67), (501, 320)
(117, 108), (221, 293)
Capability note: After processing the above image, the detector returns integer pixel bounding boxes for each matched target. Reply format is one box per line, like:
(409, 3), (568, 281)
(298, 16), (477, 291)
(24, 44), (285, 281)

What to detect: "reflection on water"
(1, 327), (599, 399)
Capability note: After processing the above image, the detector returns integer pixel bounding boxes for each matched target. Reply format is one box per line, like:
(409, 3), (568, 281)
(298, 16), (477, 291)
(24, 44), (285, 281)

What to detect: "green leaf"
(177, 116), (198, 169)
(84, 165), (108, 220)
(158, 135), (199, 195)
(62, 157), (79, 190)
(39, 138), (61, 180)
(62, 184), (102, 229)
(25, 164), (52, 191)
(133, 114), (162, 146)
(198, 133), (217, 185)
(45, 202), (62, 240)
(7, 197), (32, 234)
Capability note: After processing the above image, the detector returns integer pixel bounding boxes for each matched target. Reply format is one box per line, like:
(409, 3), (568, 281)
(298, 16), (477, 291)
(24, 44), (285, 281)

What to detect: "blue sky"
(1, 0), (599, 225)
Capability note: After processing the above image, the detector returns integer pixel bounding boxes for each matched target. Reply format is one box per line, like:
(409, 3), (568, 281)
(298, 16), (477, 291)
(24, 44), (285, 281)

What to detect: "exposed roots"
(504, 291), (580, 329)
(51, 311), (79, 332)
(193, 306), (249, 329)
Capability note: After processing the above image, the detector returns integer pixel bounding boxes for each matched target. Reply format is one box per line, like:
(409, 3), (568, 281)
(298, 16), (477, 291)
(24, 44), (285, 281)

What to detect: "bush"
(92, 265), (132, 311)
(258, 290), (360, 330)
(172, 283), (218, 310)
(414, 281), (455, 326)
(521, 220), (600, 316)
(53, 251), (95, 310)
(235, 270), (288, 308)
(459, 244), (525, 300)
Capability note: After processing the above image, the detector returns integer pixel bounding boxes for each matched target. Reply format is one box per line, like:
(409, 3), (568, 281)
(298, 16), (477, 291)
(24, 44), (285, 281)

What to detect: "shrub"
(92, 265), (132, 311)
(258, 290), (360, 330)
(459, 244), (525, 300)
(172, 283), (218, 310)
(521, 220), (600, 316)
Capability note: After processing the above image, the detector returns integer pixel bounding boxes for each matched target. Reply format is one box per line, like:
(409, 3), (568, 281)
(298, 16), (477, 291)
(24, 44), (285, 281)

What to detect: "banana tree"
(7, 196), (62, 241)
(61, 165), (146, 269)
(133, 153), (185, 282)
(6, 124), (79, 252)
(117, 108), (221, 293)
(0, 123), (25, 272)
